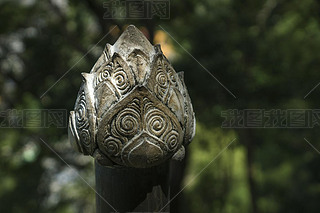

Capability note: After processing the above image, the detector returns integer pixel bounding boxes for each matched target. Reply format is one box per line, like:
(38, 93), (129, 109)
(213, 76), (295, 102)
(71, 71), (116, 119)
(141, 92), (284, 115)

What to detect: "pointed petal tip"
(154, 44), (163, 53)
(81, 72), (95, 82)
(178, 71), (185, 80)
(118, 25), (147, 42)
(112, 25), (154, 57)
(125, 24), (139, 32)
(81, 72), (88, 78)
(122, 25), (145, 37)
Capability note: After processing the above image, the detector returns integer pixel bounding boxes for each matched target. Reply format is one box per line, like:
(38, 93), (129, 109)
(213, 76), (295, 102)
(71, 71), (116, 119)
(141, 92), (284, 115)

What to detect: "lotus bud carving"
(68, 25), (195, 168)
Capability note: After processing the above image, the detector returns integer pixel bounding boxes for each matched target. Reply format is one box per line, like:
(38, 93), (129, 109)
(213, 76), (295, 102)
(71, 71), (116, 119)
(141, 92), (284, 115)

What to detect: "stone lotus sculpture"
(68, 25), (195, 168)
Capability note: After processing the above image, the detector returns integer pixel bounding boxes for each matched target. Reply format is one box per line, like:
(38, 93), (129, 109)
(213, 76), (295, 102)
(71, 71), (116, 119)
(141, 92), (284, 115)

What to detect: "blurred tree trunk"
(240, 129), (258, 213)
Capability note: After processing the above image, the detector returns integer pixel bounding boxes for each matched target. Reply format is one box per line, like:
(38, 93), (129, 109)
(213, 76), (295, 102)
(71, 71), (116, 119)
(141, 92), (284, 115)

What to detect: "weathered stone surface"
(68, 25), (195, 168)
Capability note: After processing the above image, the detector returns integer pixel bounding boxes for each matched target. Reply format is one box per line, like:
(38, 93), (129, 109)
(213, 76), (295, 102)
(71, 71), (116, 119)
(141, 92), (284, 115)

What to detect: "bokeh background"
(1, 0), (320, 212)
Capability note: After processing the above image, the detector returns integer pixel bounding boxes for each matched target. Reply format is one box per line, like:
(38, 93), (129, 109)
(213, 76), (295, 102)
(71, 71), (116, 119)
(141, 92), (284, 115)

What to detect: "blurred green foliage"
(1, 0), (320, 212)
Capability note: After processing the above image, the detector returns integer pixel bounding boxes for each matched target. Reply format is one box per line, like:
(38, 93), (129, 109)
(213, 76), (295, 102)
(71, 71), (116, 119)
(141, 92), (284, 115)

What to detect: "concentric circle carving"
(95, 63), (112, 86)
(103, 136), (122, 156)
(113, 69), (130, 93)
(115, 108), (140, 137)
(156, 71), (168, 88)
(73, 90), (94, 155)
(75, 92), (87, 129)
(165, 130), (179, 151)
(80, 129), (90, 145)
(145, 108), (168, 137)
(99, 67), (110, 81)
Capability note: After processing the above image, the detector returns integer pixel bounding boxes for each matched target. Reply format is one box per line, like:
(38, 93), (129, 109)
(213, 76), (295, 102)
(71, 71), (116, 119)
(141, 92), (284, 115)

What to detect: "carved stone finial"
(68, 25), (195, 168)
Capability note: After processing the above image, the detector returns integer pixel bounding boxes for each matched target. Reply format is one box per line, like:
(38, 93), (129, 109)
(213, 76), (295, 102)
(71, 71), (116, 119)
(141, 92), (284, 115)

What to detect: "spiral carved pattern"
(115, 108), (140, 137)
(95, 63), (112, 87)
(74, 90), (94, 154)
(103, 136), (122, 156)
(113, 68), (130, 94)
(76, 92), (88, 129)
(165, 130), (179, 151)
(99, 67), (110, 82)
(94, 56), (133, 97)
(100, 96), (183, 164)
(156, 70), (168, 88)
(145, 108), (168, 137)
(151, 57), (171, 102)
(80, 129), (90, 146)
